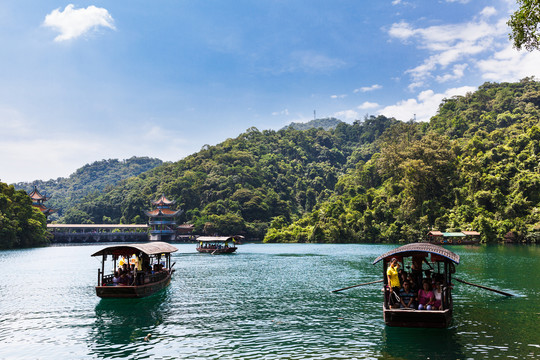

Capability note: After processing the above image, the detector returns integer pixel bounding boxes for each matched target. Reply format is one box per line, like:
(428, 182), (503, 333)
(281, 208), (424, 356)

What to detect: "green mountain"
(282, 117), (344, 131)
(14, 156), (163, 220)
(60, 79), (540, 243)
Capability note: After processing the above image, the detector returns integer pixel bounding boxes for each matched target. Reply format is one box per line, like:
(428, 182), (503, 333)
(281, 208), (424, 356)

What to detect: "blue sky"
(1, 0), (539, 184)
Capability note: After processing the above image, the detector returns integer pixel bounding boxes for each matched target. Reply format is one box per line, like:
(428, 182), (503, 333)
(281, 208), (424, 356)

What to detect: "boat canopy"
(91, 242), (178, 257)
(372, 243), (460, 265)
(197, 236), (238, 242)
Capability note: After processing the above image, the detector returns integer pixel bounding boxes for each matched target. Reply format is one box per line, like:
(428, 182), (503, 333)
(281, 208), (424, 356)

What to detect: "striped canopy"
(372, 242), (460, 265)
(91, 242), (178, 257)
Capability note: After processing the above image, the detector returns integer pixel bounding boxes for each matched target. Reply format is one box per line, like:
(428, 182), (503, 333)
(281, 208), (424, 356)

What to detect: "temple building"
(144, 194), (183, 241)
(28, 186), (56, 219)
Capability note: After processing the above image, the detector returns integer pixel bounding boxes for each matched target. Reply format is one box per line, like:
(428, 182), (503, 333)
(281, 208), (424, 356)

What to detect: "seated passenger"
(399, 281), (416, 309)
(433, 282), (443, 310)
(417, 281), (435, 310)
(112, 271), (119, 286)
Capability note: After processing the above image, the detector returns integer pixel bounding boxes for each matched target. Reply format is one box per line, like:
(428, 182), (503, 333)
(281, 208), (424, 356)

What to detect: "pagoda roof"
(152, 194), (176, 206)
(32, 203), (57, 215)
(144, 208), (182, 217)
(28, 186), (50, 201)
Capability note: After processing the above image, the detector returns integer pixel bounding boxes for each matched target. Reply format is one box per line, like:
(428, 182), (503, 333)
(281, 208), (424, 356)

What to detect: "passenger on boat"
(112, 271), (119, 286)
(433, 282), (443, 310)
(411, 257), (423, 289)
(417, 281), (435, 310)
(406, 273), (418, 293)
(387, 257), (401, 308)
(399, 281), (416, 309)
(398, 269), (407, 287)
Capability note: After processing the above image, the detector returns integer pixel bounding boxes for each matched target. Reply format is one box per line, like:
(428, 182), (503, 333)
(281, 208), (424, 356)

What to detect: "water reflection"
(380, 326), (464, 360)
(88, 291), (170, 358)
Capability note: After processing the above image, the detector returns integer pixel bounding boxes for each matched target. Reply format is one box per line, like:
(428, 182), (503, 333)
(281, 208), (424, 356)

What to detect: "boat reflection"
(380, 325), (464, 359)
(87, 291), (170, 358)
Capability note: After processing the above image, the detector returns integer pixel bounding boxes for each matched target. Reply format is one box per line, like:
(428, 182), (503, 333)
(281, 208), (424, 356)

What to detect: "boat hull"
(196, 247), (237, 254)
(383, 307), (452, 328)
(96, 273), (171, 298)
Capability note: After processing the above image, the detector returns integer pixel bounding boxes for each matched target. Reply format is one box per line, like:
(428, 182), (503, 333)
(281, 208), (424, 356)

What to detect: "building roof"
(28, 186), (50, 201)
(152, 194), (175, 206)
(427, 231), (444, 236)
(372, 242), (460, 265)
(91, 241), (178, 257)
(144, 208), (182, 217)
(462, 231), (481, 236)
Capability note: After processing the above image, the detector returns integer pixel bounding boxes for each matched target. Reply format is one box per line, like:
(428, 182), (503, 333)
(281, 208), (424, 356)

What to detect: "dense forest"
(14, 157), (162, 221)
(30, 79), (540, 243)
(0, 182), (48, 249)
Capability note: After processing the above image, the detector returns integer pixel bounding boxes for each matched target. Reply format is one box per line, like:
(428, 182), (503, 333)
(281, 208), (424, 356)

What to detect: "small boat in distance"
(373, 243), (460, 328)
(424, 230), (481, 245)
(91, 242), (178, 298)
(196, 236), (239, 254)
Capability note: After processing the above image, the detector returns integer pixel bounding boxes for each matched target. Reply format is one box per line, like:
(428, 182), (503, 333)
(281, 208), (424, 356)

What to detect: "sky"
(1, 0), (540, 184)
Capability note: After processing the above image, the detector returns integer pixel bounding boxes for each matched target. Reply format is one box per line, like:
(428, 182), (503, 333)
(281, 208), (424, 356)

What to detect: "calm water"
(0, 243), (539, 359)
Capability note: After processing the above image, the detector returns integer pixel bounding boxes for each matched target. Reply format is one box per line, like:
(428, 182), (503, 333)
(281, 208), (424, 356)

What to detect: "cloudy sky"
(1, 0), (539, 184)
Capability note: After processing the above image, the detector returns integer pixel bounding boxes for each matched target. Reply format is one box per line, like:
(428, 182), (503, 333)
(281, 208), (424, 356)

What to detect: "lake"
(0, 243), (539, 359)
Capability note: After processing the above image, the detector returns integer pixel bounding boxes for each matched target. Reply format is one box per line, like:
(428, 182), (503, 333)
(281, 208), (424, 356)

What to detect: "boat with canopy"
(372, 243), (460, 328)
(196, 236), (239, 254)
(91, 242), (178, 298)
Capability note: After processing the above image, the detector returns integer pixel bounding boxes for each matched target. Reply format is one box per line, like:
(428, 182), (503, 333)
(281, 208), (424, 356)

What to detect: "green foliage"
(0, 182), (48, 249)
(27, 80), (540, 244)
(64, 116), (397, 238)
(13, 157), (162, 220)
(508, 0), (540, 51)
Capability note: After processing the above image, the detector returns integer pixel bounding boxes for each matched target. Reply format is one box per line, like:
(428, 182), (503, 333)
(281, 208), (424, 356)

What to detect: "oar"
(454, 277), (514, 297)
(331, 279), (383, 293)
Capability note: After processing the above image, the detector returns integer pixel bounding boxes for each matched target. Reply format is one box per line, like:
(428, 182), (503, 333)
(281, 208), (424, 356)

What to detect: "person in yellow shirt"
(387, 257), (401, 308)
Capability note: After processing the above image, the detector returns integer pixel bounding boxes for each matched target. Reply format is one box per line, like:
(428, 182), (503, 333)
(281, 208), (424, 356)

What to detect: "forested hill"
(65, 79), (539, 243)
(14, 157), (162, 219)
(282, 117), (343, 131)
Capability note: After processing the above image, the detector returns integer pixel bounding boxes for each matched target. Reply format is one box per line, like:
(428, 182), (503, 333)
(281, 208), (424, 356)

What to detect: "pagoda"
(144, 194), (183, 241)
(28, 186), (56, 219)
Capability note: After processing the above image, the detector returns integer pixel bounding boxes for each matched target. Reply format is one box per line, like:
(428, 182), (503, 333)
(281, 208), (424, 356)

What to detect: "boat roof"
(91, 242), (178, 257)
(197, 236), (237, 242)
(372, 243), (460, 265)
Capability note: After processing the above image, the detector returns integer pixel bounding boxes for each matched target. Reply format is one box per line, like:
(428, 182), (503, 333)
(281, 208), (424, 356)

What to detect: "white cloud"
(331, 94), (347, 99)
(477, 45), (540, 81)
(358, 101), (380, 110)
(272, 109), (290, 116)
(480, 7), (497, 18)
(388, 11), (509, 89)
(436, 63), (468, 83)
(290, 51), (346, 73)
(378, 85), (476, 122)
(334, 110), (359, 121)
(354, 84), (382, 93)
(43, 4), (115, 42)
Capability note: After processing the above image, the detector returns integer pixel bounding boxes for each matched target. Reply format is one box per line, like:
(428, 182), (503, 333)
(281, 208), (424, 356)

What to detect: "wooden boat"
(196, 236), (238, 254)
(425, 230), (481, 245)
(91, 242), (178, 298)
(373, 243), (460, 328)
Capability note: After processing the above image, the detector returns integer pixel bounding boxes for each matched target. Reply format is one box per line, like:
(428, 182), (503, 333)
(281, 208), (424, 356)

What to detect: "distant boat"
(91, 242), (178, 298)
(424, 230), (481, 245)
(373, 243), (460, 328)
(196, 236), (240, 254)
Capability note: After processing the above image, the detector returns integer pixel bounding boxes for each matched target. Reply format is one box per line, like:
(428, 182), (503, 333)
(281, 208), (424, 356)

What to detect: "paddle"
(454, 277), (514, 297)
(331, 279), (383, 293)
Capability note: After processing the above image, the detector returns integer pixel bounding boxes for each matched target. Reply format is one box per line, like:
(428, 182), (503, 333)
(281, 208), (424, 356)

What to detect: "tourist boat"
(372, 243), (460, 328)
(91, 242), (178, 298)
(425, 230), (481, 245)
(196, 236), (239, 254)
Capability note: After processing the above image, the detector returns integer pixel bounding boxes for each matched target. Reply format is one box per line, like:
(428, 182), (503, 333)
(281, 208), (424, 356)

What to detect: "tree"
(508, 0), (540, 51)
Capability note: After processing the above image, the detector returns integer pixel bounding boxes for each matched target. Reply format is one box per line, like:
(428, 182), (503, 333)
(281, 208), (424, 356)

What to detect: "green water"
(0, 243), (538, 359)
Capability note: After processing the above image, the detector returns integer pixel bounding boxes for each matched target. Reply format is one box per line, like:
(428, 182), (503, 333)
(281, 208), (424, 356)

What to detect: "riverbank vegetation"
(0, 182), (48, 249)
(53, 79), (540, 243)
